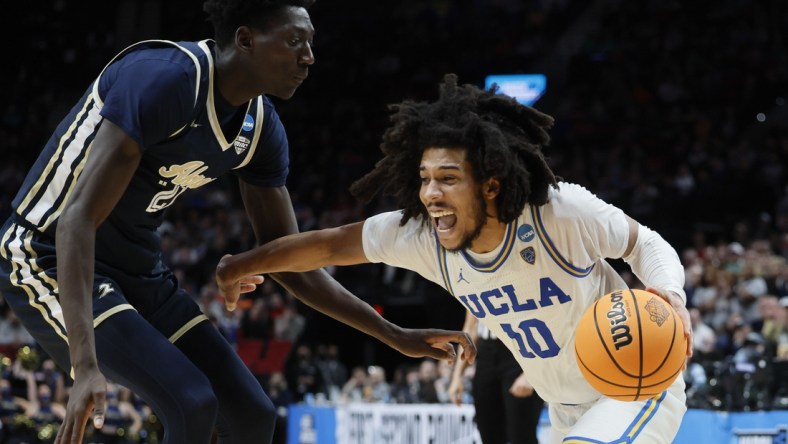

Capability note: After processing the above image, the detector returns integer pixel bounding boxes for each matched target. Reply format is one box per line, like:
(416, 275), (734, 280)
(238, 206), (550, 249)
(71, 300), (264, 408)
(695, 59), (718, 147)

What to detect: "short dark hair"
(350, 73), (559, 226)
(203, 0), (314, 47)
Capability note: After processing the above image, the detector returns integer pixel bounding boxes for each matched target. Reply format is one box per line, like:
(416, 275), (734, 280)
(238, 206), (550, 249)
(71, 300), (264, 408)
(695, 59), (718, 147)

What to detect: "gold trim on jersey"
(233, 97), (265, 169)
(459, 220), (516, 272)
(16, 96), (98, 230)
(93, 304), (136, 328)
(197, 40), (256, 152)
(0, 224), (68, 343)
(168, 314), (209, 343)
(562, 391), (666, 443)
(530, 205), (594, 278)
(435, 220), (517, 296)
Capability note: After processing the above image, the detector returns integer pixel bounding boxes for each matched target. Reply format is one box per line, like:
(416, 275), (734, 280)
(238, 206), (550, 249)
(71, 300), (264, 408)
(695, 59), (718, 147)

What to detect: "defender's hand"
(55, 368), (106, 444)
(393, 329), (477, 365)
(216, 254), (265, 311)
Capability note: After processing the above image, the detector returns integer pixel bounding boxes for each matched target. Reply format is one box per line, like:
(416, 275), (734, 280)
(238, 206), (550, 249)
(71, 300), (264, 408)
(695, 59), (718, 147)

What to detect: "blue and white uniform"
(363, 183), (687, 443)
(0, 39), (282, 442)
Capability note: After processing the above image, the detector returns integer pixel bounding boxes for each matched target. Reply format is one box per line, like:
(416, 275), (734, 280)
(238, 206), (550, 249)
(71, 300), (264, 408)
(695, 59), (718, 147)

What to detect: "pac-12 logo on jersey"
(517, 224), (535, 242)
(146, 161), (216, 212)
(520, 247), (536, 264)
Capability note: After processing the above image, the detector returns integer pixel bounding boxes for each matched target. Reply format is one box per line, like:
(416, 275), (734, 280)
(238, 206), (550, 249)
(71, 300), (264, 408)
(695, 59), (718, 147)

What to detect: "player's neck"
(468, 217), (507, 254)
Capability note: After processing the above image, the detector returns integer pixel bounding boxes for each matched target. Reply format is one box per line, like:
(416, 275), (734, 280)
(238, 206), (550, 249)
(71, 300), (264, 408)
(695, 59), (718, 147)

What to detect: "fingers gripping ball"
(574, 289), (686, 401)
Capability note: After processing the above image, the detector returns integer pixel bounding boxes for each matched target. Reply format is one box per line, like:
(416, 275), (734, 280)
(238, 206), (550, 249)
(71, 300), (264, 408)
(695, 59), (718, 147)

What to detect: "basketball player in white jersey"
(216, 74), (693, 443)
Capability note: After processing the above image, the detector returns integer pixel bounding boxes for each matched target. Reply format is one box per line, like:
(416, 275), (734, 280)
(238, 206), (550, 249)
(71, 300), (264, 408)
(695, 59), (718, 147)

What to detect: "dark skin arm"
(54, 120), (142, 444)
(225, 182), (476, 364)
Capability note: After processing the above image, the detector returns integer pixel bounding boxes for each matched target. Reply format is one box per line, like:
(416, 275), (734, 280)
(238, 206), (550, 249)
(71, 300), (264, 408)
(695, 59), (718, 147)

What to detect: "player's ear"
(235, 26), (254, 51)
(483, 178), (500, 199)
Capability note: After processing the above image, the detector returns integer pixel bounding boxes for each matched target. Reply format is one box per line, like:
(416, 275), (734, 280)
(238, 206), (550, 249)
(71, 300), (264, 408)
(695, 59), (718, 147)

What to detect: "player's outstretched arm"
(55, 120), (141, 444)
(225, 181), (476, 364)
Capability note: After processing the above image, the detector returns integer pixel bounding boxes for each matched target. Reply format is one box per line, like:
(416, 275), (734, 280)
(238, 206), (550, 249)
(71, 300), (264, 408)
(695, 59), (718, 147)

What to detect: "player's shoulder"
(543, 182), (606, 218)
(117, 40), (201, 67)
(367, 210), (431, 239)
(548, 182), (602, 206)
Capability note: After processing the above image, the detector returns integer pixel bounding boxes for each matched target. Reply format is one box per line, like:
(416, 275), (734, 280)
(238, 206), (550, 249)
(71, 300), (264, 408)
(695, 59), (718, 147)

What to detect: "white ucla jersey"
(363, 182), (632, 404)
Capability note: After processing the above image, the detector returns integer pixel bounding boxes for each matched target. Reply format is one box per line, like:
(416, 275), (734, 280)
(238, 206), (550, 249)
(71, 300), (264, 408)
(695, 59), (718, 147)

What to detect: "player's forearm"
(218, 232), (329, 282)
(217, 223), (367, 283)
(56, 212), (99, 373)
(623, 224), (686, 303)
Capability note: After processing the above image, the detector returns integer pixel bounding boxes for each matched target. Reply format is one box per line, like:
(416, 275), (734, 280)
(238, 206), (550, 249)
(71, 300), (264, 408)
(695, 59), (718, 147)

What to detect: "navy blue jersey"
(10, 39), (289, 275)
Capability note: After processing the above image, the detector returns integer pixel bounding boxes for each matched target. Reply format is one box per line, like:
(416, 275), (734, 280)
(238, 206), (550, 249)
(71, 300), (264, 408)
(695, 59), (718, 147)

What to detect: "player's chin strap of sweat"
(623, 224), (687, 305)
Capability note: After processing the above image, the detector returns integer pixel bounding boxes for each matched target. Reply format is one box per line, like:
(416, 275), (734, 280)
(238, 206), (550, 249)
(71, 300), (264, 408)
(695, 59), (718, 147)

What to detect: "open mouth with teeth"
(430, 210), (457, 232)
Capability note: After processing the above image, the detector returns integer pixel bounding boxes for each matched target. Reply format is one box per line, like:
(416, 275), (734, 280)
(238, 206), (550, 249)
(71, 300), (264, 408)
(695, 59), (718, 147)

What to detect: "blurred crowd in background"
(1, 0), (787, 442)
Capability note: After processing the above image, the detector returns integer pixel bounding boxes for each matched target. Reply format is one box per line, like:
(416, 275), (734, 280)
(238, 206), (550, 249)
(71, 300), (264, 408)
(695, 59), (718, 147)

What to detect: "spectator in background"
(363, 365), (390, 403)
(757, 295), (786, 357)
(34, 358), (65, 405)
(0, 311), (35, 349)
(413, 359), (439, 404)
(286, 345), (323, 403)
(389, 364), (419, 404)
(434, 359), (454, 404)
(340, 366), (367, 403)
(274, 298), (306, 341)
(776, 297), (788, 361)
(266, 372), (294, 444)
(316, 344), (348, 402)
(240, 297), (273, 340)
(690, 308), (716, 359)
(16, 383), (66, 442)
(0, 378), (25, 442)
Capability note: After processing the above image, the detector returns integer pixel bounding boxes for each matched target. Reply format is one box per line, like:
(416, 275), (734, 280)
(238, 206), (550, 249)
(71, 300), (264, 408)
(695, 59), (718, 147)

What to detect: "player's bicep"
(238, 181), (300, 244)
(64, 120), (141, 226)
(313, 222), (368, 266)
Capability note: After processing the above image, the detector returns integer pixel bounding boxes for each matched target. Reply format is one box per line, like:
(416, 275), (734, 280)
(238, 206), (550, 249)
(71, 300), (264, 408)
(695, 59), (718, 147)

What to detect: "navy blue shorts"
(0, 218), (206, 371)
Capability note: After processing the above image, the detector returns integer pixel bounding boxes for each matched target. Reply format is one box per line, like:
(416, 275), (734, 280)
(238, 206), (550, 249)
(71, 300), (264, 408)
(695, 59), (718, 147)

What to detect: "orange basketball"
(574, 289), (686, 401)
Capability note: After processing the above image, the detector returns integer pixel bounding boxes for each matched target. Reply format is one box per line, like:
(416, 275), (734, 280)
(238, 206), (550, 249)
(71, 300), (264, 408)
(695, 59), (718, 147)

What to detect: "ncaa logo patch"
(517, 224), (535, 242)
(520, 247), (536, 264)
(242, 114), (254, 132)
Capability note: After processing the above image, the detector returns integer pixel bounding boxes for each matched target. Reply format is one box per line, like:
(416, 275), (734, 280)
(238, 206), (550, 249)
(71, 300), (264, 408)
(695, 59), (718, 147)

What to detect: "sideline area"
(287, 404), (788, 444)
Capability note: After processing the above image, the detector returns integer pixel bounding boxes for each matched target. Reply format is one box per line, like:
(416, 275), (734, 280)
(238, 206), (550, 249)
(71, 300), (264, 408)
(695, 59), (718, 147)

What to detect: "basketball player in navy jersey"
(0, 2), (475, 443)
(217, 74), (695, 443)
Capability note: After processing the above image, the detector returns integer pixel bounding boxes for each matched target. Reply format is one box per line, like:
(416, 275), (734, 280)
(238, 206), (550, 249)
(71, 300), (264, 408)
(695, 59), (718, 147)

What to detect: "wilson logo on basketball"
(606, 291), (633, 350)
(644, 297), (669, 326)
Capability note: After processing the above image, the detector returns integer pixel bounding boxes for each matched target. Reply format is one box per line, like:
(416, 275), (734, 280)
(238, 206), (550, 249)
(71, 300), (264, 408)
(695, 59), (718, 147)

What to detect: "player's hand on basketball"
(55, 368), (106, 444)
(394, 329), (477, 365)
(646, 287), (693, 365)
(216, 254), (265, 311)
(509, 372), (535, 398)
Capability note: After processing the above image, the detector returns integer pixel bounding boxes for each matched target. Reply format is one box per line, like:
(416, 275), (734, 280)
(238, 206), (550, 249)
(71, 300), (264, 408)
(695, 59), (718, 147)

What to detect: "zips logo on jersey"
(517, 224), (535, 242)
(98, 283), (114, 299)
(146, 161), (216, 212)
